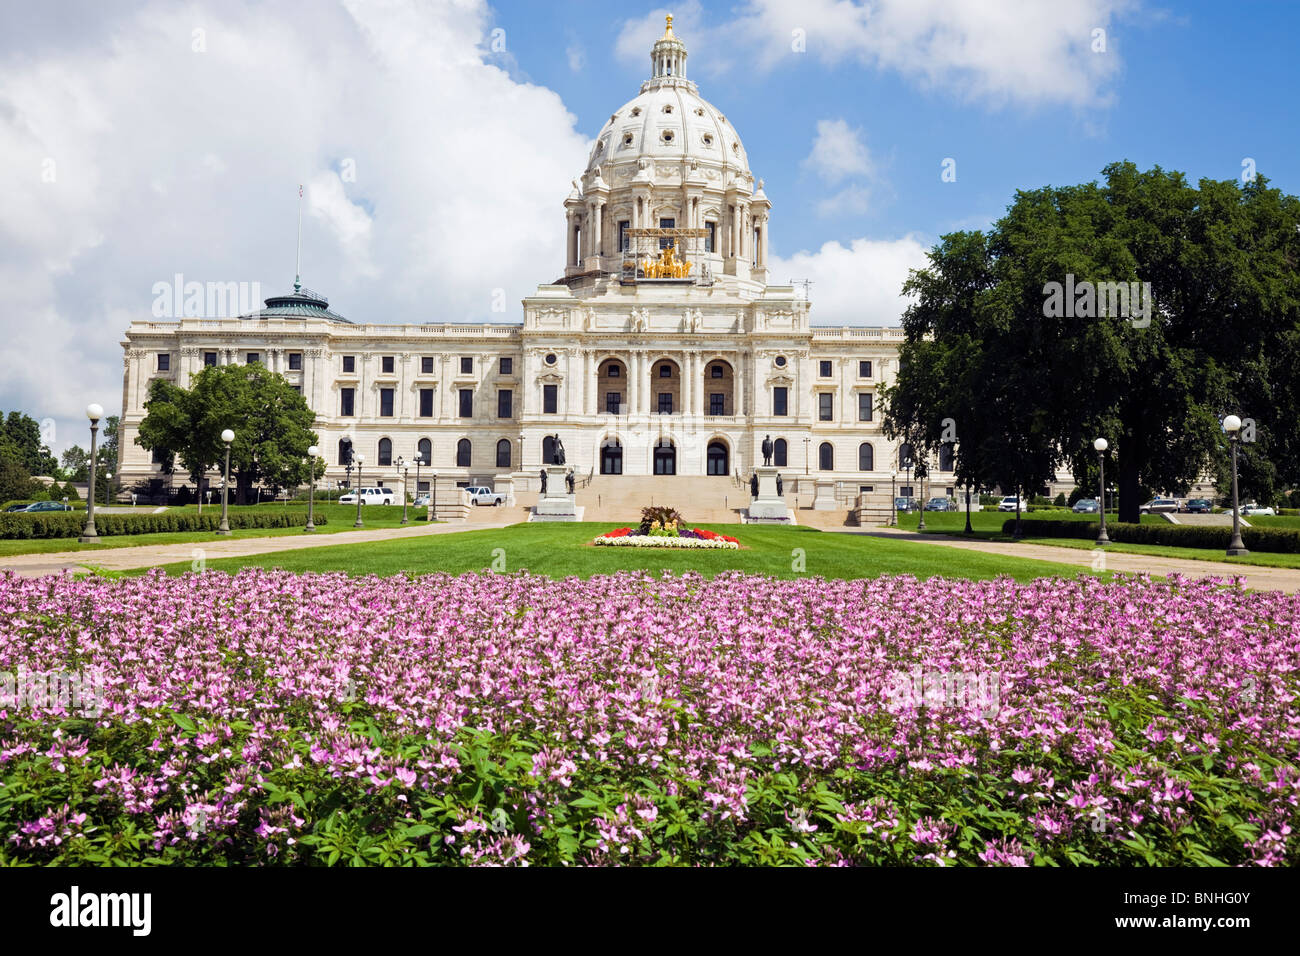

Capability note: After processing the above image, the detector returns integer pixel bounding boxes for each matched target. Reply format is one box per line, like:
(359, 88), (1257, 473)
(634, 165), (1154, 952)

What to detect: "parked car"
(465, 486), (506, 507)
(1072, 498), (1099, 514)
(923, 497), (955, 511)
(1241, 502), (1276, 516)
(412, 494), (430, 507)
(1139, 497), (1179, 514)
(893, 496), (920, 513)
(1182, 498), (1212, 514)
(997, 496), (1025, 512)
(22, 500), (73, 512)
(337, 487), (396, 506)
(3, 503), (34, 512)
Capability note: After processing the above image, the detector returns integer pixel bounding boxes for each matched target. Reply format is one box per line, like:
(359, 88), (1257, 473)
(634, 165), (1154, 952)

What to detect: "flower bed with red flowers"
(594, 526), (740, 549)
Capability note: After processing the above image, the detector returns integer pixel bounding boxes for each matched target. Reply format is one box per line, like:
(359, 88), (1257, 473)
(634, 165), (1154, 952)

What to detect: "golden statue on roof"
(642, 242), (691, 279)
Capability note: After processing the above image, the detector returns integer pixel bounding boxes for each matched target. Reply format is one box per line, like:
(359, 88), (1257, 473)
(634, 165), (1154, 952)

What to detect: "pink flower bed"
(0, 568), (1295, 866)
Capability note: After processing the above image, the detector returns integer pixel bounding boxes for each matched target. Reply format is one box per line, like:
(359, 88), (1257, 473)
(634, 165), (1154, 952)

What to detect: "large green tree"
(886, 162), (1300, 523)
(0, 410), (59, 477)
(136, 364), (319, 505)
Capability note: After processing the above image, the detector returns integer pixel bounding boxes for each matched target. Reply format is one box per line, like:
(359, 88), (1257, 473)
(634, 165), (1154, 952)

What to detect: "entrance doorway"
(706, 441), (729, 476)
(600, 438), (623, 475)
(653, 440), (676, 475)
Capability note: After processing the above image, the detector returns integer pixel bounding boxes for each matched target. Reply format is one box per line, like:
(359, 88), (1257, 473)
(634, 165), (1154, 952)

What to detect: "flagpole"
(294, 184), (303, 293)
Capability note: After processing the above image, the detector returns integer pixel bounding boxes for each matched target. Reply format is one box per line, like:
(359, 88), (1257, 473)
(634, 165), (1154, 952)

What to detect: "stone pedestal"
(531, 465), (578, 521)
(812, 478), (838, 511)
(746, 466), (790, 522)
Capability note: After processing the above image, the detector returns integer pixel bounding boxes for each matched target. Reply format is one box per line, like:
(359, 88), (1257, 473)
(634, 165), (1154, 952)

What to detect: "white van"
(338, 487), (396, 506)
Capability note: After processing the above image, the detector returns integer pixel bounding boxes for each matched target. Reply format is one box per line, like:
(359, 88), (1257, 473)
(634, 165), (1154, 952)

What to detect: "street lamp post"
(803, 437), (811, 476)
(1094, 438), (1110, 546)
(353, 454), (365, 528)
(305, 445), (320, 532)
(1224, 416), (1250, 556)
(916, 453), (927, 532)
(432, 471), (438, 521)
(79, 403), (103, 543)
(105, 471), (113, 507)
(398, 457), (409, 525)
(890, 473), (896, 527)
(216, 429), (234, 535)
(414, 454), (423, 518)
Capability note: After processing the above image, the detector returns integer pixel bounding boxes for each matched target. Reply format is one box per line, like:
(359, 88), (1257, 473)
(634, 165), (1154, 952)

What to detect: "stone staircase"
(577, 475), (751, 525)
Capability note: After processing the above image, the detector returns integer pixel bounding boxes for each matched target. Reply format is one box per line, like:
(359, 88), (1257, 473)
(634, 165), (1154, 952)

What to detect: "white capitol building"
(118, 18), (969, 515)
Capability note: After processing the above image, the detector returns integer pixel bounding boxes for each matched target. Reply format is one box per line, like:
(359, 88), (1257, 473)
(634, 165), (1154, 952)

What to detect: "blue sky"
(491, 0), (1297, 258)
(1, 0), (1296, 443)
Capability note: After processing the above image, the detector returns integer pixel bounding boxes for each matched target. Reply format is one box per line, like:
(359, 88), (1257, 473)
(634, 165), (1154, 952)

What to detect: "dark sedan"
(923, 497), (956, 511)
(1072, 498), (1099, 514)
(22, 501), (73, 512)
(1183, 498), (1212, 514)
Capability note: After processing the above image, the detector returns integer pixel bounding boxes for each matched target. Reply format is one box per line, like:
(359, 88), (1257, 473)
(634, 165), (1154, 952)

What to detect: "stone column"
(595, 202), (604, 257)
(735, 352), (746, 417)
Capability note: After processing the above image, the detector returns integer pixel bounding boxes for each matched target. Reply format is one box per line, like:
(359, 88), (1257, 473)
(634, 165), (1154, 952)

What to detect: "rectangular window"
(858, 393), (873, 422)
(288, 352), (302, 371)
(419, 388), (434, 417)
(773, 387), (788, 417)
(710, 364), (723, 378)
(659, 217), (675, 249)
(382, 356), (395, 375)
(246, 352), (260, 364)
(291, 385), (301, 394)
(498, 389), (513, 419)
(608, 364), (620, 378)
(618, 221), (630, 252)
(819, 360), (832, 377)
(860, 485), (874, 494)
(157, 353), (170, 371)
(342, 355), (355, 373)
(658, 364), (671, 378)
(204, 351), (217, 367)
(859, 360), (872, 378)
(459, 389), (473, 418)
(460, 356), (473, 375)
(705, 221), (716, 253)
(819, 393), (833, 421)
(379, 388), (394, 417)
(421, 356), (434, 375)
(543, 385), (558, 414)
(709, 393), (724, 416)
(606, 392), (622, 415)
(340, 388), (355, 417)
(499, 356), (513, 375)
(658, 392), (673, 414)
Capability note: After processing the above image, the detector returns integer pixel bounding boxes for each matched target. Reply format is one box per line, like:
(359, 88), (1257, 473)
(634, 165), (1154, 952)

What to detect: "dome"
(581, 16), (750, 189)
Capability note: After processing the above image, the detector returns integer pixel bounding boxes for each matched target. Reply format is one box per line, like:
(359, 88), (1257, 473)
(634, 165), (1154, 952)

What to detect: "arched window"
(378, 438), (392, 466)
(417, 438), (432, 466)
(858, 442), (874, 471)
(653, 439), (676, 476)
(773, 438), (787, 467)
(899, 443), (914, 471)
(939, 443), (956, 472)
(819, 442), (834, 472)
(496, 439), (511, 468)
(456, 439), (471, 468)
(542, 435), (557, 465)
(338, 438), (353, 466)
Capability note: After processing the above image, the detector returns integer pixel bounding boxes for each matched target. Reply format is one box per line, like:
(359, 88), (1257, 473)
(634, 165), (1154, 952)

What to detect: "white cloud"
(0, 0), (589, 449)
(617, 0), (1135, 109)
(566, 42), (585, 72)
(815, 184), (872, 217)
(802, 118), (873, 184)
(770, 235), (931, 326)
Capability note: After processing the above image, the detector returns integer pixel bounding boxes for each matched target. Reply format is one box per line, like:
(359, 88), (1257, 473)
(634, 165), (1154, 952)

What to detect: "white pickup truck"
(465, 486), (507, 506)
(338, 487), (396, 506)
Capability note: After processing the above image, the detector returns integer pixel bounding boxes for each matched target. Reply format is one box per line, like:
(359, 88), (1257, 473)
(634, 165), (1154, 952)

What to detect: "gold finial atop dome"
(663, 15), (674, 39)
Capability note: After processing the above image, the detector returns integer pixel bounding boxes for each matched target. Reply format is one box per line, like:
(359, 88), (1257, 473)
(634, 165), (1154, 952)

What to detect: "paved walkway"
(0, 520), (516, 578)
(835, 527), (1300, 594)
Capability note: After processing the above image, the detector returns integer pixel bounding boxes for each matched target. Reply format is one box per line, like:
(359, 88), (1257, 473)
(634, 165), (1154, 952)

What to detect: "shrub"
(1002, 518), (1300, 553)
(1053, 493), (1067, 507)
(0, 510), (325, 540)
(639, 505), (684, 531)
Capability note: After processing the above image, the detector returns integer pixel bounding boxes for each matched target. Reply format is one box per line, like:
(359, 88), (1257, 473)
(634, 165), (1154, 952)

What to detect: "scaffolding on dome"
(620, 227), (711, 284)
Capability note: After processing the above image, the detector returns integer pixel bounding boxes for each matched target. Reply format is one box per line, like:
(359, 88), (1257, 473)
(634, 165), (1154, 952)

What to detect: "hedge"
(1002, 518), (1300, 553)
(0, 510), (326, 540)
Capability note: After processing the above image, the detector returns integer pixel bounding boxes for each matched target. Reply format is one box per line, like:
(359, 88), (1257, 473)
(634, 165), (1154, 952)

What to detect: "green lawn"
(0, 503), (432, 557)
(146, 522), (1093, 582)
(893, 510), (1300, 568)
